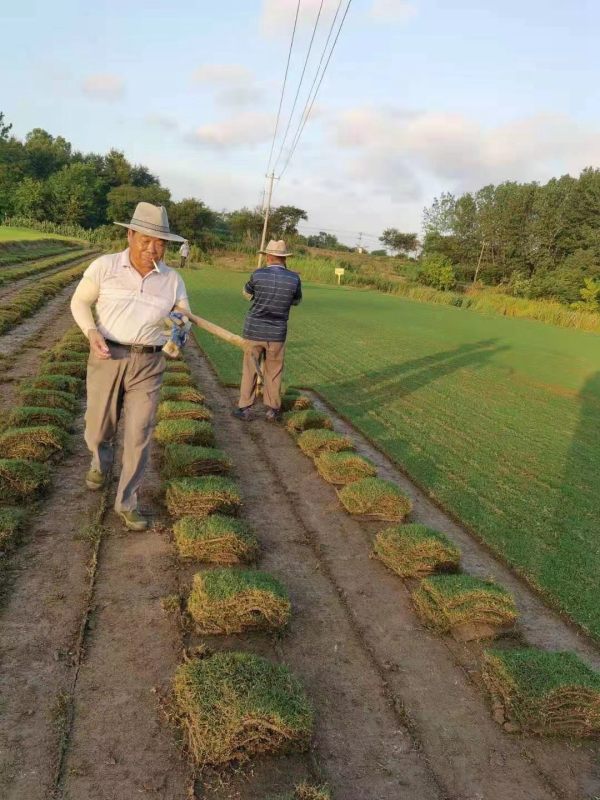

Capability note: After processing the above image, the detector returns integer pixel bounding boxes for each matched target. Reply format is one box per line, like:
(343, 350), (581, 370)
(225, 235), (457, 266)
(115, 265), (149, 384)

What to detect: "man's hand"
(88, 329), (111, 359)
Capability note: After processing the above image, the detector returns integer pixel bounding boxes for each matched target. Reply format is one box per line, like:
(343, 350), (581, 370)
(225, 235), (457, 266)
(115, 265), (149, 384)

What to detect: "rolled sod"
(22, 374), (83, 394)
(166, 476), (242, 518)
(160, 385), (206, 404)
(162, 372), (195, 387)
(43, 347), (88, 363)
(412, 574), (518, 641)
(373, 524), (461, 578)
(0, 459), (51, 501)
(315, 451), (377, 485)
(18, 388), (78, 413)
(296, 428), (354, 458)
(161, 444), (232, 479)
(187, 568), (291, 634)
(154, 419), (215, 448)
(281, 390), (313, 412)
(0, 426), (69, 461)
(284, 409), (333, 434)
(0, 507), (27, 549)
(39, 360), (87, 379)
(337, 477), (412, 522)
(7, 406), (73, 430)
(157, 401), (212, 422)
(164, 360), (191, 373)
(173, 514), (259, 563)
(482, 648), (600, 737)
(172, 651), (313, 767)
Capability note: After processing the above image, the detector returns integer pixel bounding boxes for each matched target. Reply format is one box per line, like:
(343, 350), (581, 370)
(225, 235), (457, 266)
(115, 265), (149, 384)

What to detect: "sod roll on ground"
(284, 410), (333, 435)
(315, 451), (377, 485)
(296, 428), (354, 458)
(172, 651), (313, 767)
(161, 444), (232, 480)
(160, 385), (206, 404)
(0, 459), (51, 502)
(157, 401), (212, 422)
(166, 476), (242, 517)
(0, 425), (69, 462)
(482, 648), (600, 737)
(0, 507), (26, 550)
(154, 419), (215, 448)
(337, 477), (412, 522)
(373, 523), (461, 578)
(173, 514), (259, 563)
(280, 389), (313, 412)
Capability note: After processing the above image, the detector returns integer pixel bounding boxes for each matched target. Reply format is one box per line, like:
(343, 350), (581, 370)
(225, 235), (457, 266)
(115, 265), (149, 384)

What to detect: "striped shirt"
(242, 265), (302, 342)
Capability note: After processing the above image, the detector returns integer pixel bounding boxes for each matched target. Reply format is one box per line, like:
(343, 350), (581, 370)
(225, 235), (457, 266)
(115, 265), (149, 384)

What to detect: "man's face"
(128, 230), (167, 269)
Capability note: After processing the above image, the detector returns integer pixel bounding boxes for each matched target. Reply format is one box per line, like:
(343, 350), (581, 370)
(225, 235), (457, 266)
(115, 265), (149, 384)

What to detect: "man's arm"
(291, 277), (302, 306)
(242, 275), (255, 302)
(70, 276), (110, 359)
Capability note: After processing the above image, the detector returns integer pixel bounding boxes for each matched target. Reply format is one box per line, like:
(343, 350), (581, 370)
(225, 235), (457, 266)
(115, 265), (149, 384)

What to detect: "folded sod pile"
(43, 347), (88, 362)
(22, 374), (83, 394)
(160, 384), (205, 403)
(281, 389), (313, 412)
(337, 477), (412, 522)
(154, 419), (215, 447)
(162, 372), (195, 387)
(7, 406), (73, 430)
(39, 359), (87, 379)
(161, 444), (232, 479)
(284, 410), (333, 434)
(166, 476), (242, 517)
(267, 784), (331, 800)
(173, 651), (313, 767)
(187, 568), (291, 634)
(164, 361), (191, 373)
(173, 514), (259, 563)
(0, 507), (27, 550)
(18, 388), (78, 413)
(373, 524), (461, 578)
(482, 648), (600, 737)
(315, 451), (377, 485)
(412, 574), (518, 640)
(0, 459), (51, 501)
(0, 425), (69, 461)
(296, 428), (354, 458)
(157, 401), (212, 422)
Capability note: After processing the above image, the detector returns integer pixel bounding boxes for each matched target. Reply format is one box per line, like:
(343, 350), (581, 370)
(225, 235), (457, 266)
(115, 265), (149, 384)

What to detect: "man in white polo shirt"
(70, 202), (190, 531)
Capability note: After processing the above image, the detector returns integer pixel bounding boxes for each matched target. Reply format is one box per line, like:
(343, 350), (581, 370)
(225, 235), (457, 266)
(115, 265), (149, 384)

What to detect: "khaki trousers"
(84, 344), (165, 512)
(238, 340), (286, 410)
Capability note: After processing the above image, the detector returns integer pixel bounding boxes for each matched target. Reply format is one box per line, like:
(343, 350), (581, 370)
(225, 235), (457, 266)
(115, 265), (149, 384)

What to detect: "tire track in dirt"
(191, 341), (600, 800)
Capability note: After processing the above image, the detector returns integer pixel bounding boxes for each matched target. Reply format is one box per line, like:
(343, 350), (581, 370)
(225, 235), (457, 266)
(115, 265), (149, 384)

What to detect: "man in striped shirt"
(233, 239), (302, 421)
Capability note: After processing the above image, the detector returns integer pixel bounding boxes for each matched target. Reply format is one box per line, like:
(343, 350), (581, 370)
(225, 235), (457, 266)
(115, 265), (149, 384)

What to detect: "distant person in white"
(179, 240), (190, 268)
(70, 202), (190, 531)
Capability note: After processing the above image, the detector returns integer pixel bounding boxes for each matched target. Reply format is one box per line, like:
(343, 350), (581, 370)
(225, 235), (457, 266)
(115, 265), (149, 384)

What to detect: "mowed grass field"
(183, 267), (600, 639)
(0, 226), (70, 242)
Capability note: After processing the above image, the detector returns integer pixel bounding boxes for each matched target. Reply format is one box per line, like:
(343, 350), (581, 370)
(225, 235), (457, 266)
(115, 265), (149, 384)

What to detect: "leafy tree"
(106, 184), (171, 223)
(269, 205), (308, 237)
(130, 164), (160, 187)
(24, 128), (72, 179)
(13, 177), (50, 220)
(103, 149), (132, 187)
(47, 163), (106, 226)
(307, 231), (340, 249)
(572, 277), (600, 312)
(169, 198), (216, 242)
(0, 111), (12, 141)
(227, 207), (264, 242)
(379, 228), (419, 256)
(370, 249), (388, 256)
(417, 254), (456, 291)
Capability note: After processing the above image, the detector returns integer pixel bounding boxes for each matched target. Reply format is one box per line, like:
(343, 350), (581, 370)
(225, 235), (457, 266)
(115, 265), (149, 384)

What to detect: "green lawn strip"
(172, 651), (313, 767)
(296, 429), (354, 458)
(412, 574), (518, 639)
(373, 524), (461, 578)
(314, 451), (377, 485)
(0, 459), (51, 502)
(0, 248), (91, 285)
(154, 419), (215, 447)
(160, 385), (206, 404)
(172, 514), (259, 563)
(482, 648), (600, 737)
(184, 269), (600, 639)
(187, 568), (291, 634)
(0, 425), (69, 461)
(0, 507), (27, 551)
(161, 444), (231, 480)
(166, 476), (241, 517)
(7, 406), (73, 430)
(157, 401), (212, 422)
(337, 477), (412, 522)
(284, 410), (333, 435)
(0, 227), (78, 244)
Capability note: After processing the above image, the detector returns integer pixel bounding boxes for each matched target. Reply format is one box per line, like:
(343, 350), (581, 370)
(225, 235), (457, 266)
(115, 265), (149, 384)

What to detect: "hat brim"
(259, 250), (292, 257)
(114, 221), (185, 243)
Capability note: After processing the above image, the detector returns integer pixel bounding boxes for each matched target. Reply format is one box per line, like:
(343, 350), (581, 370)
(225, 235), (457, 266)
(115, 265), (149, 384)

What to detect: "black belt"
(105, 339), (163, 354)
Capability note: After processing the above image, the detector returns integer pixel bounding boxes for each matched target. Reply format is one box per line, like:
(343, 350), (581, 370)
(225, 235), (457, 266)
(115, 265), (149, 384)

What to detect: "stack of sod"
(412, 574), (518, 641)
(160, 385), (205, 404)
(284, 410), (333, 435)
(172, 651), (313, 767)
(162, 372), (195, 388)
(161, 444), (232, 479)
(0, 459), (50, 502)
(38, 360), (87, 380)
(157, 401), (212, 422)
(314, 451), (377, 485)
(268, 784), (331, 800)
(18, 388), (78, 413)
(166, 476), (242, 518)
(0, 426), (69, 461)
(7, 406), (73, 430)
(164, 360), (191, 373)
(173, 515), (259, 563)
(0, 507), (27, 550)
(373, 524), (461, 578)
(21, 374), (83, 394)
(154, 419), (215, 448)
(281, 389), (313, 412)
(296, 428), (354, 458)
(337, 477), (412, 522)
(482, 648), (600, 737)
(43, 346), (88, 363)
(187, 568), (291, 634)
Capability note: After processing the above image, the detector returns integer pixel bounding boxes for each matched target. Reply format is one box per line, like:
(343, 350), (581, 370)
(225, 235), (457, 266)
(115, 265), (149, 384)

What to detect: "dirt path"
(0, 252), (93, 303)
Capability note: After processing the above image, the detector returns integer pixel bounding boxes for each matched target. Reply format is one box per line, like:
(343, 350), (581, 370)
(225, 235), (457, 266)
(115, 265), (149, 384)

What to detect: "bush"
(161, 444), (231, 479)
(314, 452), (377, 485)
(296, 429), (354, 458)
(417, 254), (457, 291)
(154, 419), (214, 447)
(173, 514), (259, 563)
(0, 459), (51, 501)
(337, 477), (412, 522)
(373, 524), (460, 578)
(166, 476), (242, 517)
(172, 651), (313, 767)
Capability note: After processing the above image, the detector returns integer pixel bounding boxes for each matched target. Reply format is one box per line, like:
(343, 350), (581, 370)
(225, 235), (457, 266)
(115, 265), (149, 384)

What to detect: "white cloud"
(260, 0), (335, 37)
(187, 111), (275, 149)
(369, 0), (417, 22)
(81, 74), (124, 102)
(192, 63), (264, 108)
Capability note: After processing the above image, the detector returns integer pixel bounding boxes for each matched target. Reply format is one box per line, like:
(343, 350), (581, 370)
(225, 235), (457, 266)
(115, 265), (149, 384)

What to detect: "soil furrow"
(0, 253), (94, 303)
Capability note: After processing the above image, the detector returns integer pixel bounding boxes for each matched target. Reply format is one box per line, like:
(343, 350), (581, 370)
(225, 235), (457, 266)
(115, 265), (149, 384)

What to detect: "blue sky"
(2, 0), (599, 246)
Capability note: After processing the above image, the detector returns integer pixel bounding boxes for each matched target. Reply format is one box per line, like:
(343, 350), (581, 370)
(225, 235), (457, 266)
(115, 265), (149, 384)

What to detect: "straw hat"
(259, 239), (292, 257)
(114, 201), (185, 242)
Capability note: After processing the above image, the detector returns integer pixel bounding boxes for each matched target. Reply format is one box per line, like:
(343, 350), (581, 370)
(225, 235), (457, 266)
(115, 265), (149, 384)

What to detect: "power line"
(264, 0), (302, 177)
(279, 0), (352, 179)
(271, 0), (325, 176)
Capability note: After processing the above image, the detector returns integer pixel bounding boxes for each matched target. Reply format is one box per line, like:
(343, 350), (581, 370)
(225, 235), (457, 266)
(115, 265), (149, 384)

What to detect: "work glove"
(161, 312), (192, 358)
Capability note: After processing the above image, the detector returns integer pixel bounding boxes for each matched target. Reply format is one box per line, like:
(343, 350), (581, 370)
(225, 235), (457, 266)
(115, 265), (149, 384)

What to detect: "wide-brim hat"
(114, 201), (185, 243)
(259, 239), (292, 257)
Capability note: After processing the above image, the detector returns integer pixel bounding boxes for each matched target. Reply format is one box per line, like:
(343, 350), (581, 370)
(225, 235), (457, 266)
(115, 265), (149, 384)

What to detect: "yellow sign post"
(335, 267), (345, 285)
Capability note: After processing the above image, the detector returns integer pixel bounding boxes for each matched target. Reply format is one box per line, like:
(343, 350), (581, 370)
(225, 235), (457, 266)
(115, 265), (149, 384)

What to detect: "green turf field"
(183, 267), (600, 639)
(0, 227), (70, 242)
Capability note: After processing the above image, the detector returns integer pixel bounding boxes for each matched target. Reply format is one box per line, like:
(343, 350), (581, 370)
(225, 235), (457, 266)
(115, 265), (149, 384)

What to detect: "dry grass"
(173, 514), (259, 563)
(0, 458), (51, 501)
(314, 451), (377, 485)
(0, 426), (69, 461)
(157, 401), (212, 422)
(296, 429), (354, 458)
(284, 410), (333, 434)
(0, 507), (27, 550)
(161, 444), (232, 479)
(166, 476), (242, 518)
(337, 478), (412, 521)
(160, 385), (206, 403)
(373, 524), (461, 578)
(172, 651), (313, 768)
(187, 569), (291, 634)
(7, 406), (73, 430)
(154, 419), (215, 448)
(482, 648), (600, 737)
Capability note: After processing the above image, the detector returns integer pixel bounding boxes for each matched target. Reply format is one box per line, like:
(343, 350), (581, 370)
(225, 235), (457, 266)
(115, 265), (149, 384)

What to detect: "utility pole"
(258, 172), (277, 268)
(473, 240), (486, 283)
(357, 231), (363, 253)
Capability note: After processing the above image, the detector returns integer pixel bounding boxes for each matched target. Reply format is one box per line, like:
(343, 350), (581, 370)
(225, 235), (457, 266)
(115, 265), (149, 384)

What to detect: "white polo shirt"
(80, 248), (190, 345)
